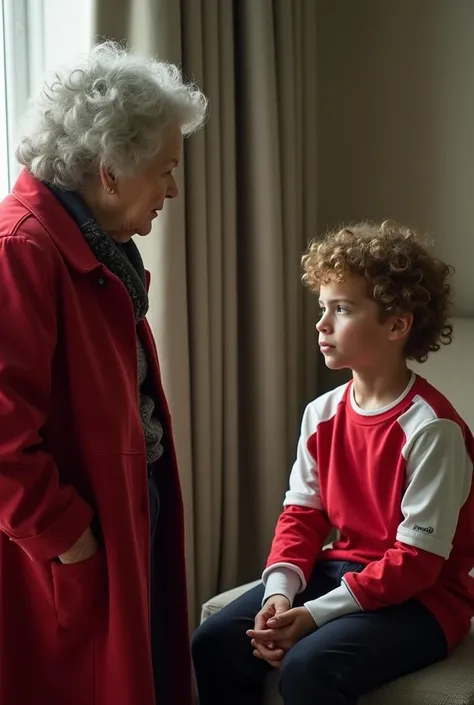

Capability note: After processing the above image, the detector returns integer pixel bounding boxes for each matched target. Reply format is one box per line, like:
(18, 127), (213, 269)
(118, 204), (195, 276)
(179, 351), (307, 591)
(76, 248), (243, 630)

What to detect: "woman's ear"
(99, 163), (116, 193)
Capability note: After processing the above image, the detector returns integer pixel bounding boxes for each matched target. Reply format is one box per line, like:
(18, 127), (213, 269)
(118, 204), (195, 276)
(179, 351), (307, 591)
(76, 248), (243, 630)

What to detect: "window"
(0, 2), (9, 199)
(0, 0), (92, 200)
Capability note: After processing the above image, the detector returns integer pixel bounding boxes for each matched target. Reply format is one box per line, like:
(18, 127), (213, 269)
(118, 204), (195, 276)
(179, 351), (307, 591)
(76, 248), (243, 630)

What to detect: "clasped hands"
(246, 595), (317, 668)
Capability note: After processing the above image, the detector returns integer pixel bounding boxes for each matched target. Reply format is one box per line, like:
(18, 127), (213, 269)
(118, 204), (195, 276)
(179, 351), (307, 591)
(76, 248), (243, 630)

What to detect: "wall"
(316, 0), (474, 392)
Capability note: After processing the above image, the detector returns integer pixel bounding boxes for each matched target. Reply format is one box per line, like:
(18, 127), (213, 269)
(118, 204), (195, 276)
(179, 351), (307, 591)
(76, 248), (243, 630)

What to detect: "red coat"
(0, 170), (192, 705)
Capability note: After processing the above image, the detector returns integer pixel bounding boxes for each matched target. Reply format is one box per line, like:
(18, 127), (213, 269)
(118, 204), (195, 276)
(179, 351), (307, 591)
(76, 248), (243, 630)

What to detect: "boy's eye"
(318, 304), (350, 317)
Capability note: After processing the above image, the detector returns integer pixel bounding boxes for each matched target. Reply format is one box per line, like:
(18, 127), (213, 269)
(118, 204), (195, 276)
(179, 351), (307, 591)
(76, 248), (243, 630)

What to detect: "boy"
(192, 222), (474, 705)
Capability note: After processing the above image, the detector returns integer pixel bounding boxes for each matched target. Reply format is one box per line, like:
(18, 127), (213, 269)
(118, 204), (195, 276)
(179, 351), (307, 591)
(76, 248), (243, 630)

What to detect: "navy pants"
(192, 560), (447, 705)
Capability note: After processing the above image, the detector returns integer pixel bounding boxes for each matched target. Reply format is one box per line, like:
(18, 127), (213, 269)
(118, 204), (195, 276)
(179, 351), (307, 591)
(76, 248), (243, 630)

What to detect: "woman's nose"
(166, 175), (179, 199)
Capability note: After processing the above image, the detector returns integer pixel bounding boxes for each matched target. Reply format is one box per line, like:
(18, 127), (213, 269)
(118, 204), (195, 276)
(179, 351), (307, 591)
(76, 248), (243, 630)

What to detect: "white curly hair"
(16, 41), (208, 190)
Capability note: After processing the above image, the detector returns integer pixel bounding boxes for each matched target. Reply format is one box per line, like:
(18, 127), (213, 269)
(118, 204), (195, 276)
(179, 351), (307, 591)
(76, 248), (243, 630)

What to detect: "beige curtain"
(94, 0), (318, 626)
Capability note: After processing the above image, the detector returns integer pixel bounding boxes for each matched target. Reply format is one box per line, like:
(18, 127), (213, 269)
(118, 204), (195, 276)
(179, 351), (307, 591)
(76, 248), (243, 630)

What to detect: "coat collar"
(12, 169), (101, 273)
(12, 170), (151, 291)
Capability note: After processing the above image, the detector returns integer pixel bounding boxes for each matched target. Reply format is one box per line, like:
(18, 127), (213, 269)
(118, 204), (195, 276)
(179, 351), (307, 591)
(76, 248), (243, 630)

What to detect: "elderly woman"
(0, 41), (207, 705)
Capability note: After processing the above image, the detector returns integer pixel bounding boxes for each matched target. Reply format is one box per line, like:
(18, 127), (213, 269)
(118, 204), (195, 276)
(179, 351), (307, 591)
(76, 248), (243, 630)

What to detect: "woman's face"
(97, 124), (182, 243)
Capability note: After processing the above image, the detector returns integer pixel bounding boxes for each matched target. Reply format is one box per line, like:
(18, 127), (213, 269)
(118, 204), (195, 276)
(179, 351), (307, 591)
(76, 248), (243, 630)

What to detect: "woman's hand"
(58, 526), (99, 564)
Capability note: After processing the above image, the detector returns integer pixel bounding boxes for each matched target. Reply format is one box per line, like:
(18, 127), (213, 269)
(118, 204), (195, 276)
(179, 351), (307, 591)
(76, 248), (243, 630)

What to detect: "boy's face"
(317, 274), (406, 371)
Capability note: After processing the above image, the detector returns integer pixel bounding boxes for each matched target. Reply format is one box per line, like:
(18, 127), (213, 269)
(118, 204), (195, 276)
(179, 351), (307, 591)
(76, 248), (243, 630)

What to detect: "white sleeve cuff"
(262, 568), (301, 606)
(303, 581), (362, 627)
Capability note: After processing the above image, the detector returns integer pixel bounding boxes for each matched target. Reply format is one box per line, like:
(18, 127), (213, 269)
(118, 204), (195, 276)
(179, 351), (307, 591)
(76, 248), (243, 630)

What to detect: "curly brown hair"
(301, 221), (454, 363)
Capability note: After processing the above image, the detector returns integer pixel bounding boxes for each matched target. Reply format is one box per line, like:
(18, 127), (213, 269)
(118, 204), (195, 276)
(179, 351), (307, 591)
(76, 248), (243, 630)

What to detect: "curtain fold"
(93, 0), (318, 625)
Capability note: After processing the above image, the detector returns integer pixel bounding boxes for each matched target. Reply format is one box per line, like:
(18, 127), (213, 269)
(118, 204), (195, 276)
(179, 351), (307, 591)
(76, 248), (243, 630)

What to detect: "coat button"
(98, 277), (107, 286)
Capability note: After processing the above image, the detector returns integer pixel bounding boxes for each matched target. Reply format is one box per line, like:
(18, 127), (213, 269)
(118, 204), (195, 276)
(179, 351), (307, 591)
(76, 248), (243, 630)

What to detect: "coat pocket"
(51, 549), (108, 631)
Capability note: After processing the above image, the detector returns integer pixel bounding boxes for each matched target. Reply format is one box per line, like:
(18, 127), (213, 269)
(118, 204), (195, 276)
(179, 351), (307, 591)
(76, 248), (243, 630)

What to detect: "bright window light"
(0, 0), (92, 200)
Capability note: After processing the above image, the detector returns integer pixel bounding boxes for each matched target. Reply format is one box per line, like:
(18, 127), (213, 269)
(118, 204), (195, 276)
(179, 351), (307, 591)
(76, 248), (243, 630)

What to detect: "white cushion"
(200, 580), (262, 622)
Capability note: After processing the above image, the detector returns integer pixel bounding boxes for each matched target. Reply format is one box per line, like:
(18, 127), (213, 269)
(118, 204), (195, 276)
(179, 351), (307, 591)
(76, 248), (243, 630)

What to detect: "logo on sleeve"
(413, 524), (434, 534)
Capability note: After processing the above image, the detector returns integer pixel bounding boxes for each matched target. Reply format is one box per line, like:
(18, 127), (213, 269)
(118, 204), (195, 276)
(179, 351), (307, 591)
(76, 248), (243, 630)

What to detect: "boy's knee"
(191, 615), (227, 665)
(192, 620), (215, 661)
(280, 646), (343, 705)
(280, 647), (312, 694)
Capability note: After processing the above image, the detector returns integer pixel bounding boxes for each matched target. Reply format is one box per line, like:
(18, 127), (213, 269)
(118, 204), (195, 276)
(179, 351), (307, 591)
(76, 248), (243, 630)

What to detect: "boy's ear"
(388, 313), (413, 341)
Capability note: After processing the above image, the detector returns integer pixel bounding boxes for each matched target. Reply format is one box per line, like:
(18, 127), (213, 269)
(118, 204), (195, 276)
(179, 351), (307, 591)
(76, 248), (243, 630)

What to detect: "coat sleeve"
(0, 235), (93, 561)
(262, 403), (332, 604)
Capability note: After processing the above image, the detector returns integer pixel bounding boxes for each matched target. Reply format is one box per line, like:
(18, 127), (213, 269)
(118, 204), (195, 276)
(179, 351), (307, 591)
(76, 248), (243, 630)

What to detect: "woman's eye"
(336, 305), (349, 314)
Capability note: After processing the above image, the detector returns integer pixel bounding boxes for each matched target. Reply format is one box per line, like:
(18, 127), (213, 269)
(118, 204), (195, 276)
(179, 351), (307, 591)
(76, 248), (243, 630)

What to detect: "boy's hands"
(248, 595), (290, 668)
(247, 605), (317, 661)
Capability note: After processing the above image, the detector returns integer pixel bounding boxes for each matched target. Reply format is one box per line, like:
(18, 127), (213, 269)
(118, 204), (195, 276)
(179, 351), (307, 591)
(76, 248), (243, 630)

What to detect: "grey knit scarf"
(48, 185), (164, 464)
(48, 185), (149, 322)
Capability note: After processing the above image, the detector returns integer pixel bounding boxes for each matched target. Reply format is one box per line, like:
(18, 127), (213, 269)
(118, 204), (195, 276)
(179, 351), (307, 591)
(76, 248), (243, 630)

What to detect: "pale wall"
(316, 0), (474, 391)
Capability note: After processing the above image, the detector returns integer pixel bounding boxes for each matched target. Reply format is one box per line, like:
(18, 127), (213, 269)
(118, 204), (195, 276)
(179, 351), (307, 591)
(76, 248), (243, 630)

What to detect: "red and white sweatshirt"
(263, 374), (474, 651)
